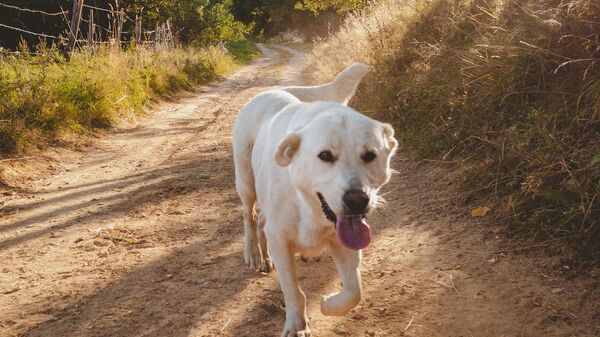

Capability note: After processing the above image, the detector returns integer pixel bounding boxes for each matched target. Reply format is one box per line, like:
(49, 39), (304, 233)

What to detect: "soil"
(0, 45), (598, 337)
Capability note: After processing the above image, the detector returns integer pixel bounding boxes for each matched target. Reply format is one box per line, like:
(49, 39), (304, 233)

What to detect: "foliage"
(225, 40), (261, 64)
(0, 0), (358, 50)
(0, 0), (254, 50)
(192, 0), (254, 46)
(124, 0), (208, 43)
(307, 0), (600, 261)
(231, 0), (361, 39)
(0, 43), (250, 155)
(294, 0), (366, 14)
(125, 0), (253, 45)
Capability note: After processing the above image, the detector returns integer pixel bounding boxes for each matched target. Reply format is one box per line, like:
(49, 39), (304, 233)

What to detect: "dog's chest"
(297, 224), (336, 257)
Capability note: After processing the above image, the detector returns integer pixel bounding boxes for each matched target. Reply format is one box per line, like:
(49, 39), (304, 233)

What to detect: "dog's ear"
(381, 123), (398, 153)
(275, 133), (301, 167)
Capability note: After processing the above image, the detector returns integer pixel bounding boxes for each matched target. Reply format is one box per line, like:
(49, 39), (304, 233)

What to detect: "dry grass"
(307, 0), (600, 263)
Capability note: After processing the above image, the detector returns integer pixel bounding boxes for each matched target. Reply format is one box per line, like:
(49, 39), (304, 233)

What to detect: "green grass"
(0, 42), (257, 156)
(308, 0), (600, 262)
(226, 41), (261, 64)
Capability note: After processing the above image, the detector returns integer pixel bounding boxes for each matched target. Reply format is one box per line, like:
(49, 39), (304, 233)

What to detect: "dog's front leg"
(269, 237), (311, 337)
(321, 244), (362, 316)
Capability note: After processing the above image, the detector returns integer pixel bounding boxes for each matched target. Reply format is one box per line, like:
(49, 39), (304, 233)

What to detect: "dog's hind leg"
(257, 211), (274, 272)
(234, 149), (263, 270)
(238, 183), (263, 270)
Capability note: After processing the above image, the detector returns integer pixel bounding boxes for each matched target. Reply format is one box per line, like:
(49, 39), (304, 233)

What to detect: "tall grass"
(308, 0), (600, 261)
(0, 43), (250, 155)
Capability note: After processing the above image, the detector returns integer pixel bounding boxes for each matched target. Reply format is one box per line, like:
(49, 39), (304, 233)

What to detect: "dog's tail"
(282, 63), (369, 105)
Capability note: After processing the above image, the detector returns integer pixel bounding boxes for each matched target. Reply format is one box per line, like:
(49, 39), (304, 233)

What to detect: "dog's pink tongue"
(336, 215), (371, 250)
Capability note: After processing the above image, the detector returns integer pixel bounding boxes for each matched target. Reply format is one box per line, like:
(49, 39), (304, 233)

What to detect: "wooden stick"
(87, 9), (94, 48)
(449, 273), (460, 294)
(432, 279), (450, 288)
(115, 9), (124, 46)
(404, 316), (415, 332)
(107, 11), (113, 41)
(0, 156), (36, 163)
(156, 24), (160, 50)
(220, 318), (231, 332)
(67, 0), (84, 53)
(161, 24), (166, 50)
(166, 19), (174, 49)
(135, 15), (142, 46)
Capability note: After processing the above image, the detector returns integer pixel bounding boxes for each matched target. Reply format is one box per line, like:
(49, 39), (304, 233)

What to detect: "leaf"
(471, 206), (490, 217)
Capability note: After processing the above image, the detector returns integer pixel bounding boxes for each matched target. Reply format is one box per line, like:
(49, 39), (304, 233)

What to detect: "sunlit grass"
(307, 0), (599, 260)
(0, 44), (247, 155)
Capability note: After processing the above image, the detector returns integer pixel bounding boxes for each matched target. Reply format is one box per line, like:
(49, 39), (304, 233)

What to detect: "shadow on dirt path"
(22, 213), (251, 337)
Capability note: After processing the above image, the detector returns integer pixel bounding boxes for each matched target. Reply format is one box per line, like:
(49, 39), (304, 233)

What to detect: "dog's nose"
(343, 189), (370, 214)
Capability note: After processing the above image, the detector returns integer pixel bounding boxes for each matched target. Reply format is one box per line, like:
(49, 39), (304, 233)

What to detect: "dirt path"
(0, 45), (597, 337)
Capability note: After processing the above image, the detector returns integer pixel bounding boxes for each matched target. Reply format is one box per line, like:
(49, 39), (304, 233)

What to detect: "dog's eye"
(318, 150), (336, 163)
(361, 151), (377, 163)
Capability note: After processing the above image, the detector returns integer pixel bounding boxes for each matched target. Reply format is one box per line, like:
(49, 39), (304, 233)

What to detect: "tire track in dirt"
(0, 45), (597, 337)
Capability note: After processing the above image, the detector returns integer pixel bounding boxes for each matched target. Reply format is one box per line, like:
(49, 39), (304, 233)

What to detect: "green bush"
(123, 0), (253, 46)
(193, 0), (254, 46)
(226, 41), (261, 64)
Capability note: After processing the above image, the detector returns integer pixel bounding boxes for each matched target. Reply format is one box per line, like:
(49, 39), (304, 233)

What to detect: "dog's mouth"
(317, 192), (371, 250)
(318, 192), (338, 223)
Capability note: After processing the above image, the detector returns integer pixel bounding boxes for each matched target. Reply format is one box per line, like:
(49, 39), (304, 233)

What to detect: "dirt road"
(0, 45), (597, 337)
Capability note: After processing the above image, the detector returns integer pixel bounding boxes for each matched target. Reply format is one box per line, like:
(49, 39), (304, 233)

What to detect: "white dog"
(233, 63), (397, 336)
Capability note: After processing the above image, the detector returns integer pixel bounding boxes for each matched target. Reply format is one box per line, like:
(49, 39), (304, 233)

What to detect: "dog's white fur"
(233, 63), (397, 337)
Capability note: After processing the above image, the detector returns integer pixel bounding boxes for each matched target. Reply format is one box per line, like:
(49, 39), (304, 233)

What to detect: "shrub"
(193, 0), (254, 46)
(0, 44), (246, 155)
(226, 41), (261, 64)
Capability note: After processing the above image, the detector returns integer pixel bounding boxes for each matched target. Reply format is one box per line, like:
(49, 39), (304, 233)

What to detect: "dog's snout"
(343, 189), (370, 214)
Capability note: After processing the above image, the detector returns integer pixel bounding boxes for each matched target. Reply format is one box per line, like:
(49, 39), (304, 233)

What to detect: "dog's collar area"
(317, 193), (337, 223)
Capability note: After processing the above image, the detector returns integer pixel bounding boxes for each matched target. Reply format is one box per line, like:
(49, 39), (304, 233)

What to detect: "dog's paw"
(281, 318), (310, 337)
(259, 257), (274, 273)
(243, 240), (263, 270)
(320, 290), (361, 316)
(282, 330), (310, 337)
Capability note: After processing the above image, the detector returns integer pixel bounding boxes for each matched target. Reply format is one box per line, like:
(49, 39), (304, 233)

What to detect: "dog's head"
(275, 106), (397, 249)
